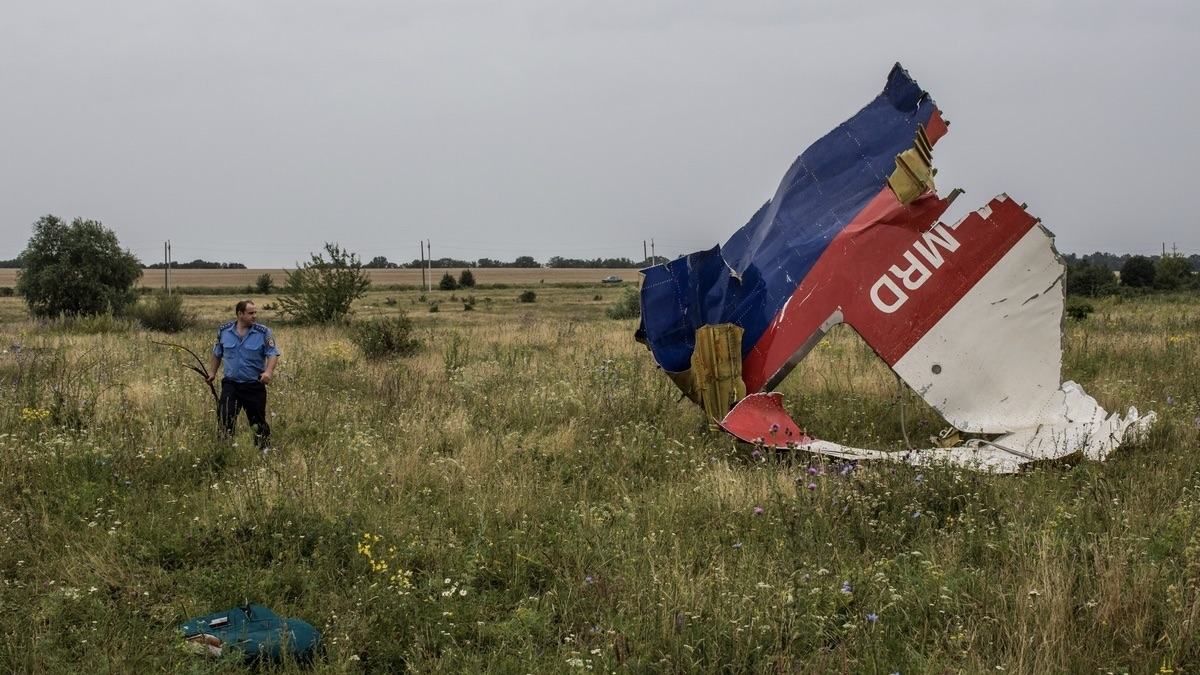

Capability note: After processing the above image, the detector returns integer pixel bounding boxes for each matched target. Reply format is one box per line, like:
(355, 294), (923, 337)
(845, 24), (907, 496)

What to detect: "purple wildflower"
(753, 506), (764, 516)
(768, 423), (780, 434)
(807, 482), (817, 491)
(751, 449), (763, 460)
(807, 466), (820, 476)
(866, 612), (879, 623)
(840, 580), (853, 594)
(838, 463), (854, 476)
(584, 575), (595, 585)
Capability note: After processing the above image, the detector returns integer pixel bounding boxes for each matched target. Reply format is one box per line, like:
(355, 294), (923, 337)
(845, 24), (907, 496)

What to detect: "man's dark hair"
(235, 299), (255, 314)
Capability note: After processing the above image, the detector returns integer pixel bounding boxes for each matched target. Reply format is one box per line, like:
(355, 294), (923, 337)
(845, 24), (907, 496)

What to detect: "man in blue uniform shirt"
(206, 300), (280, 451)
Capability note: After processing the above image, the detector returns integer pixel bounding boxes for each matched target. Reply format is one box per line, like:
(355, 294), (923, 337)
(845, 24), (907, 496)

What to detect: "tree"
(364, 256), (397, 269)
(458, 269), (476, 288)
(512, 256), (540, 268)
(1065, 261), (1117, 297)
(255, 273), (274, 294)
(17, 215), (142, 317)
(439, 272), (459, 291)
(277, 243), (371, 323)
(1119, 256), (1156, 288)
(1154, 256), (1193, 291)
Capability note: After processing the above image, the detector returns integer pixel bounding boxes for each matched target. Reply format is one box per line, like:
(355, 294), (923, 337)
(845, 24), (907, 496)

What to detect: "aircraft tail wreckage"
(637, 64), (1153, 473)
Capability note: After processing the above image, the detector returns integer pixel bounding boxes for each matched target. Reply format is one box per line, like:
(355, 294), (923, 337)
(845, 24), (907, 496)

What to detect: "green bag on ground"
(179, 603), (322, 665)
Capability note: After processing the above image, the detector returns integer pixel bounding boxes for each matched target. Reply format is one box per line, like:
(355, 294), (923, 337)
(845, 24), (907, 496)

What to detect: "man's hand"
(259, 372), (273, 385)
(205, 372), (216, 384)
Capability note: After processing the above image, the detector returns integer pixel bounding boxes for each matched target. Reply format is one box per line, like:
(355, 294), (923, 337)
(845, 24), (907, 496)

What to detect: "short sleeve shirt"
(212, 321), (280, 383)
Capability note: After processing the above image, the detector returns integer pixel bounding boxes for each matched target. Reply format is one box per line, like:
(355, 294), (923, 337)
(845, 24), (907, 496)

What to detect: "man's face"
(238, 304), (258, 324)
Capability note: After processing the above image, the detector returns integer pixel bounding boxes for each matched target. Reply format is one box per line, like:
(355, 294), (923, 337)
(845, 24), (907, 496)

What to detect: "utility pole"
(420, 240), (426, 291)
(1172, 242), (1178, 257)
(164, 242), (168, 292)
(426, 239), (432, 291)
(643, 240), (648, 265)
(651, 238), (656, 265)
(167, 240), (172, 295)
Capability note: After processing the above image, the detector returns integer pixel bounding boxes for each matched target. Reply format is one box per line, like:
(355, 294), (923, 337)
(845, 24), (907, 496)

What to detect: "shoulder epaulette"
(251, 323), (271, 334)
(218, 320), (236, 332)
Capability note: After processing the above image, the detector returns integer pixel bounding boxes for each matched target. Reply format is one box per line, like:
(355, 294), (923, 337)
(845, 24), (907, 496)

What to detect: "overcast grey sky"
(3, 1), (1196, 267)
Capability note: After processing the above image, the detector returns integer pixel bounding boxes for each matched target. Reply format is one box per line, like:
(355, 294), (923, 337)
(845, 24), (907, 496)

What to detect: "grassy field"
(0, 285), (1198, 673)
(0, 268), (635, 289)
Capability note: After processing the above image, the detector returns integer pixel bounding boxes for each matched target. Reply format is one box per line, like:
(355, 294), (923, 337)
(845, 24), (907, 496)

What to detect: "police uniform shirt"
(212, 321), (280, 383)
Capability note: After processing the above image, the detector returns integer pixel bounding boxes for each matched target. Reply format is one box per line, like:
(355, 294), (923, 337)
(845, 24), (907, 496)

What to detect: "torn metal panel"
(640, 63), (1154, 473)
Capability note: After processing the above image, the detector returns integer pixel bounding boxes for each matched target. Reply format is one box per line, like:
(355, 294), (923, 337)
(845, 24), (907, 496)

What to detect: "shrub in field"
(429, 302), (440, 312)
(1154, 256), (1194, 291)
(518, 290), (537, 303)
(606, 288), (641, 319)
(0, 287), (13, 297)
(439, 273), (459, 291)
(129, 293), (196, 333)
(255, 272), (274, 294)
(277, 243), (371, 323)
(1065, 299), (1094, 321)
(458, 269), (476, 288)
(17, 214), (142, 317)
(350, 314), (420, 359)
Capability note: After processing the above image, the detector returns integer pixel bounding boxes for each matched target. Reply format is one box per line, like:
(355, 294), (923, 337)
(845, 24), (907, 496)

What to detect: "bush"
(439, 273), (459, 291)
(606, 288), (641, 319)
(255, 273), (274, 294)
(1065, 299), (1094, 321)
(1066, 262), (1117, 297)
(518, 290), (537, 303)
(429, 303), (440, 313)
(459, 269), (476, 288)
(129, 294), (196, 333)
(350, 314), (420, 359)
(17, 215), (142, 317)
(0, 287), (13, 297)
(277, 243), (371, 324)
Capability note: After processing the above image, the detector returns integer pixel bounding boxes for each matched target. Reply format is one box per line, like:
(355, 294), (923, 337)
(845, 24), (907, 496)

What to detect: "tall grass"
(0, 290), (1196, 672)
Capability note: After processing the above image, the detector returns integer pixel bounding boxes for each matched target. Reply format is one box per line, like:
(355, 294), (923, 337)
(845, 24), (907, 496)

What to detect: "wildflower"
(768, 423), (780, 434)
(866, 612), (879, 623)
(750, 449), (763, 461)
(1167, 395), (1175, 406)
(732, 542), (743, 549)
(807, 466), (819, 476)
(840, 581), (853, 594)
(807, 482), (817, 491)
(839, 463), (854, 476)
(753, 506), (764, 516)
(914, 474), (924, 483)
(584, 575), (595, 585)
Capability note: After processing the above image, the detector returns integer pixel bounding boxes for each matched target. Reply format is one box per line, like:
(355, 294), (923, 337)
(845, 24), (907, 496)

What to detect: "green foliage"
(439, 273), (459, 291)
(518, 290), (537, 303)
(458, 269), (476, 288)
(0, 287), (13, 297)
(255, 273), (274, 294)
(606, 288), (641, 319)
(1120, 256), (1156, 288)
(350, 314), (420, 359)
(1154, 256), (1195, 291)
(128, 294), (196, 333)
(1066, 261), (1118, 297)
(1065, 298), (1094, 321)
(16, 215), (142, 317)
(277, 243), (371, 324)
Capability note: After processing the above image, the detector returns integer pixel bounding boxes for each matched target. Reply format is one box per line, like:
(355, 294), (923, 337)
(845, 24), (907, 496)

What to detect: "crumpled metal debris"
(637, 64), (1153, 473)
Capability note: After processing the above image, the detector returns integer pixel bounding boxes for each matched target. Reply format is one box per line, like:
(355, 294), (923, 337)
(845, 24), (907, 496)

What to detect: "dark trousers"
(219, 379), (271, 449)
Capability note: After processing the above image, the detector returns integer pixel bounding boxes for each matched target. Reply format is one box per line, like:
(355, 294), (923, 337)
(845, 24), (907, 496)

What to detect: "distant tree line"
(145, 259), (247, 269)
(1066, 253), (1198, 296)
(363, 255), (656, 269)
(0, 257), (21, 268)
